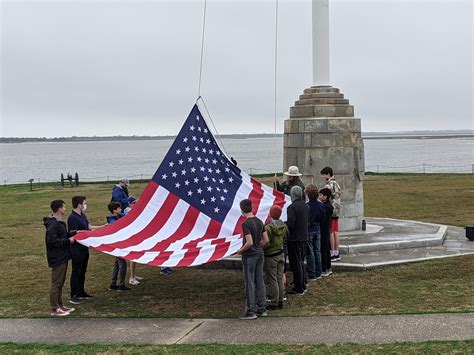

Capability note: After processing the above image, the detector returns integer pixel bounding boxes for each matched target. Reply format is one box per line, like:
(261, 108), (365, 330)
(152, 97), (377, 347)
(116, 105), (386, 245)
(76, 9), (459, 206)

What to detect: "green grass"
(0, 174), (473, 318)
(0, 340), (473, 354)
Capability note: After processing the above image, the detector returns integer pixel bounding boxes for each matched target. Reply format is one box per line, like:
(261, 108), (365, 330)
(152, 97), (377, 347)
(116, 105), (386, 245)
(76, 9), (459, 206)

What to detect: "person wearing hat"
(274, 166), (306, 197)
(111, 178), (130, 211)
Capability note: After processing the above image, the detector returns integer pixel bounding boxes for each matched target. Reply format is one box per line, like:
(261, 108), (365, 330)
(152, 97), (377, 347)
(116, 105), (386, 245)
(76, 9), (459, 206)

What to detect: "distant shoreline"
(0, 133), (472, 144)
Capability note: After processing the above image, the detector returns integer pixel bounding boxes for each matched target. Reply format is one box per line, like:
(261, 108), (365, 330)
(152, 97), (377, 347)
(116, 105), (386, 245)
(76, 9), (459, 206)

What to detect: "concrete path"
(1, 313), (473, 345)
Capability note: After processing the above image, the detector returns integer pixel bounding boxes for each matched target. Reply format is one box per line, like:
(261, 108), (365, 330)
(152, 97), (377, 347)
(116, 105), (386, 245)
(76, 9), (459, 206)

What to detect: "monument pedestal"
(283, 85), (365, 231)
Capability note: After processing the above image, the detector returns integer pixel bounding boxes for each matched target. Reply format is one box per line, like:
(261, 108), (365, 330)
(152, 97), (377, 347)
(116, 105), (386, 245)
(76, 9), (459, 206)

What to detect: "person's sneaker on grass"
(256, 311), (268, 317)
(50, 308), (70, 317)
(239, 312), (257, 320)
(322, 269), (333, 277)
(129, 277), (140, 285)
(70, 296), (83, 304)
(267, 304), (279, 311)
(134, 275), (144, 281)
(60, 306), (75, 313)
(78, 293), (93, 299)
(287, 289), (305, 295)
(278, 301), (283, 309)
(333, 253), (341, 261)
(109, 284), (119, 291)
(117, 285), (131, 291)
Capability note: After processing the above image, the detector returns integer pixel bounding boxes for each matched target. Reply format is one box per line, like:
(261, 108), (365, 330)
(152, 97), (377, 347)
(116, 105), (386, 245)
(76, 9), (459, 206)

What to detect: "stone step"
(290, 104), (354, 118)
(296, 98), (350, 105)
(304, 87), (340, 94)
(299, 93), (345, 99)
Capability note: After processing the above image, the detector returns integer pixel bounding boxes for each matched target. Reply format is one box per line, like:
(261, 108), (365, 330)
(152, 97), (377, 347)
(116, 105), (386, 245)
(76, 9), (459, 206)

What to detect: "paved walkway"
(1, 313), (473, 345)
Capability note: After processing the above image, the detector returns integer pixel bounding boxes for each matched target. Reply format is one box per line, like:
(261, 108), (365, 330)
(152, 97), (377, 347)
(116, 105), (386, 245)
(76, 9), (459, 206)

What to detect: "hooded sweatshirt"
(43, 216), (74, 267)
(264, 220), (288, 256)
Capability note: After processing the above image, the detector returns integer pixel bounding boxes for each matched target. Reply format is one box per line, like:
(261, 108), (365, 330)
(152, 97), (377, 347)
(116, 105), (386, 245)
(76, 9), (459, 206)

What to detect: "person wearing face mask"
(68, 196), (106, 305)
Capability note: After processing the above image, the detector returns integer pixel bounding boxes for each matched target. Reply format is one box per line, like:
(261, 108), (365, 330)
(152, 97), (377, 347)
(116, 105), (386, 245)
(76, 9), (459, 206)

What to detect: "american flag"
(75, 105), (291, 267)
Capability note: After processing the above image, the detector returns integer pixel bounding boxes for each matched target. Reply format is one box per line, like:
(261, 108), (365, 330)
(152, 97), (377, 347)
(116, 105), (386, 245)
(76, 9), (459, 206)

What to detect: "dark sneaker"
(287, 289), (305, 295)
(117, 285), (131, 291)
(70, 296), (83, 304)
(109, 284), (119, 291)
(239, 312), (257, 320)
(333, 254), (341, 261)
(78, 293), (93, 299)
(322, 269), (333, 277)
(278, 301), (283, 309)
(267, 304), (279, 311)
(256, 311), (268, 317)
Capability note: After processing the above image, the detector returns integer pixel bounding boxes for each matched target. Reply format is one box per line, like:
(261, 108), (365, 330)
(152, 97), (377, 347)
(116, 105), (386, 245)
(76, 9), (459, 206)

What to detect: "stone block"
(290, 106), (314, 118)
(300, 119), (328, 133)
(343, 133), (359, 146)
(355, 187), (364, 203)
(305, 87), (340, 94)
(341, 188), (356, 204)
(340, 217), (362, 232)
(342, 202), (363, 218)
(328, 119), (356, 132)
(296, 98), (350, 105)
(283, 148), (298, 171)
(354, 119), (361, 132)
(311, 133), (343, 147)
(300, 93), (344, 99)
(313, 105), (336, 117)
(284, 119), (300, 133)
(286, 133), (304, 147)
(327, 147), (355, 175)
(304, 134), (312, 147)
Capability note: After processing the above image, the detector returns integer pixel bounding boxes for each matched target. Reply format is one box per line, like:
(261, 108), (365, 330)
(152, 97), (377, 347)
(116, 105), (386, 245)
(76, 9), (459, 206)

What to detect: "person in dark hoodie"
(111, 178), (130, 210)
(305, 184), (325, 281)
(44, 200), (76, 316)
(107, 202), (130, 291)
(263, 205), (288, 310)
(286, 185), (309, 295)
(318, 188), (334, 277)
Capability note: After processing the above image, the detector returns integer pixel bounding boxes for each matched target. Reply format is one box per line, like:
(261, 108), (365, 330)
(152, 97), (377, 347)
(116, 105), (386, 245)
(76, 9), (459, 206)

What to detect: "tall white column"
(312, 0), (330, 86)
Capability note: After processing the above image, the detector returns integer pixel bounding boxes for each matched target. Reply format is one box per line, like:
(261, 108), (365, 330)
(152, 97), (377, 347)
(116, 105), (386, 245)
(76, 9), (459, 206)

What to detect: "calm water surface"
(0, 137), (472, 184)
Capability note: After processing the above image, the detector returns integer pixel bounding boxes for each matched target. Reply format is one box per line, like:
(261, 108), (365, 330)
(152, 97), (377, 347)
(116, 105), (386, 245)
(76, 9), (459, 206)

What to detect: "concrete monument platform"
(203, 218), (473, 271)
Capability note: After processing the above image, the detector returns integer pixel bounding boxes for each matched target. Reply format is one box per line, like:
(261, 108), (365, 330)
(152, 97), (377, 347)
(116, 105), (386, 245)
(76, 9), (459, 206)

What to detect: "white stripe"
(218, 173), (253, 237)
(119, 198), (190, 252)
(255, 182), (277, 222)
(281, 195), (292, 221)
(81, 185), (169, 247)
(136, 252), (160, 264)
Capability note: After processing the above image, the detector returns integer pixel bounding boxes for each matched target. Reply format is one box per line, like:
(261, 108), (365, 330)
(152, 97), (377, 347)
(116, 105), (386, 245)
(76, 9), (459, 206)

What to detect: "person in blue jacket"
(111, 178), (130, 210)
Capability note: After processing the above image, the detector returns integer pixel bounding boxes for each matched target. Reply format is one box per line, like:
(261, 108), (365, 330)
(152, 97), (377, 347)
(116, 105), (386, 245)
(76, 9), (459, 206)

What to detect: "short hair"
(240, 199), (252, 214)
(50, 200), (65, 213)
(290, 186), (303, 201)
(71, 196), (86, 209)
(320, 167), (334, 176)
(319, 188), (332, 199)
(108, 202), (121, 214)
(305, 184), (319, 200)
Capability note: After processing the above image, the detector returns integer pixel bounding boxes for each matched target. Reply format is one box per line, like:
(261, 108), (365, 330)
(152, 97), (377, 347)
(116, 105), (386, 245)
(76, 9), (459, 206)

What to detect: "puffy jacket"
(264, 220), (288, 256)
(43, 216), (74, 267)
(111, 185), (129, 210)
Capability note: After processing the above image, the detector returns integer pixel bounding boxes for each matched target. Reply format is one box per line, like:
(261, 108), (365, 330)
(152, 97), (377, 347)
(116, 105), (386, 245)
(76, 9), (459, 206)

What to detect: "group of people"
(44, 178), (147, 316)
(237, 165), (342, 320)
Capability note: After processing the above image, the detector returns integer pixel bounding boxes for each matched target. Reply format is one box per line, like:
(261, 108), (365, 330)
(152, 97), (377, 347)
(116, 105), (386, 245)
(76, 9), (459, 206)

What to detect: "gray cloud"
(1, 0), (472, 137)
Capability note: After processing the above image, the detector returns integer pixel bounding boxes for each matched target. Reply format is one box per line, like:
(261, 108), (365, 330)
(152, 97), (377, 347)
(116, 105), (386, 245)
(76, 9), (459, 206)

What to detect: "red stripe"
(174, 219), (222, 267)
(232, 177), (264, 236)
(74, 181), (159, 241)
(272, 188), (287, 210)
(208, 237), (231, 262)
(145, 206), (201, 265)
(94, 191), (180, 251)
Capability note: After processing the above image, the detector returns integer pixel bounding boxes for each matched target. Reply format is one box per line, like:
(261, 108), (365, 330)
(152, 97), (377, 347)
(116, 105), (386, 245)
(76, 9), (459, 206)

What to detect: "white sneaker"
(129, 277), (140, 285)
(134, 275), (144, 281)
(50, 308), (70, 316)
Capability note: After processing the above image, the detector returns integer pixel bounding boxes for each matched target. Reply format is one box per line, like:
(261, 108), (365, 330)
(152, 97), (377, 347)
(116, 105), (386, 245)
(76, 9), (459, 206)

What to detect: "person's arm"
(286, 205), (296, 229)
(46, 223), (71, 248)
(261, 231), (269, 248)
(89, 223), (107, 230)
(237, 234), (253, 254)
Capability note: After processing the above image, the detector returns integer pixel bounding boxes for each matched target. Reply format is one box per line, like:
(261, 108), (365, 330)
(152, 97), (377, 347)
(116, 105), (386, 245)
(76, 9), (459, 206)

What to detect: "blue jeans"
(242, 253), (266, 314)
(306, 226), (322, 279)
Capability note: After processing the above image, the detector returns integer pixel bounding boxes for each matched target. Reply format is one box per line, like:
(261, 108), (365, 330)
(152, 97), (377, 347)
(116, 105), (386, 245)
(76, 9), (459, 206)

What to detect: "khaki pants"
(264, 253), (285, 305)
(50, 262), (68, 311)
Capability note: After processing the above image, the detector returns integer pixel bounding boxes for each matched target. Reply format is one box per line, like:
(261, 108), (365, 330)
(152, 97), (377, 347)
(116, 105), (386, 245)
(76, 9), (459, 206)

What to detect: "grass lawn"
(0, 174), (473, 318)
(1, 340), (473, 354)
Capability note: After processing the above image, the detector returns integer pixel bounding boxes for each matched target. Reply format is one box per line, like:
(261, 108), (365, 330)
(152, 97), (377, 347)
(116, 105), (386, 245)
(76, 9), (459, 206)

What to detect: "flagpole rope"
(197, 96), (230, 159)
(273, 0), (279, 176)
(197, 0), (207, 98)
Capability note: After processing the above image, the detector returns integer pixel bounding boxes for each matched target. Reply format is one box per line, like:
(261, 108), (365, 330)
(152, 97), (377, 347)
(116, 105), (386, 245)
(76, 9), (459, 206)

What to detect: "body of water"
(0, 137), (472, 184)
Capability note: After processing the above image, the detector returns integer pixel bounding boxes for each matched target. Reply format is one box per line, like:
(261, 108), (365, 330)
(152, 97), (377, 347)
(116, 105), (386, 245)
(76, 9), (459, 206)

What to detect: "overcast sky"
(0, 0), (472, 137)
